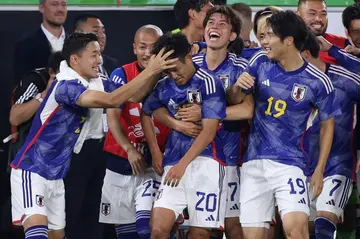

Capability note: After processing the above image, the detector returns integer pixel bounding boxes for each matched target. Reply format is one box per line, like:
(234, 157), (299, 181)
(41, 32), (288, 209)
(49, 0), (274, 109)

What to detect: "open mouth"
(209, 31), (220, 41)
(310, 24), (323, 31)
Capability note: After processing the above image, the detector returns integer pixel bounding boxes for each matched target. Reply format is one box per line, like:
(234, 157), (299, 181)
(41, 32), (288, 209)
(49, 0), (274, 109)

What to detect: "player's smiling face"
(134, 31), (159, 69)
(262, 27), (283, 60)
(75, 41), (101, 80)
(298, 1), (328, 36)
(256, 15), (272, 49)
(204, 13), (236, 50)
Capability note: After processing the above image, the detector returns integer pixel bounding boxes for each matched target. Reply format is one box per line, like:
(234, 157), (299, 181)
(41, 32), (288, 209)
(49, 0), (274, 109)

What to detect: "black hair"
(297, 0), (327, 8)
(73, 14), (100, 31)
(151, 32), (191, 62)
(301, 30), (320, 58)
(47, 51), (64, 73)
(267, 10), (309, 51)
(174, 0), (213, 29)
(203, 5), (242, 38)
(228, 37), (244, 55)
(342, 2), (360, 32)
(253, 6), (282, 36)
(62, 33), (98, 66)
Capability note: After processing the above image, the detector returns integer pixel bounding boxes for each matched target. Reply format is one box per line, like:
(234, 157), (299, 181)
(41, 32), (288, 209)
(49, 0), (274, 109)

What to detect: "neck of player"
(310, 58), (327, 72)
(205, 48), (227, 71)
(182, 26), (204, 43)
(278, 51), (305, 72)
(43, 20), (63, 38)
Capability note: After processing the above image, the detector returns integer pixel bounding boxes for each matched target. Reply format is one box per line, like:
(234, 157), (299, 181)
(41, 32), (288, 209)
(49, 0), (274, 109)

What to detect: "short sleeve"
(142, 82), (164, 116)
(201, 76), (227, 120)
(109, 67), (127, 86)
(55, 80), (87, 107)
(313, 75), (341, 122)
(242, 50), (268, 94)
(14, 73), (44, 104)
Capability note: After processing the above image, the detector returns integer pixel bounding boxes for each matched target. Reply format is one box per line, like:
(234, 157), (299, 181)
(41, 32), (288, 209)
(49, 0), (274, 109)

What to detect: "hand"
(235, 72), (255, 90)
(175, 121), (202, 138)
(177, 104), (202, 122)
(147, 48), (178, 75)
(163, 162), (187, 187)
(127, 147), (147, 176)
(310, 168), (324, 200)
(317, 36), (333, 52)
(344, 45), (360, 56)
(41, 78), (54, 97)
(191, 43), (200, 55)
(152, 149), (164, 176)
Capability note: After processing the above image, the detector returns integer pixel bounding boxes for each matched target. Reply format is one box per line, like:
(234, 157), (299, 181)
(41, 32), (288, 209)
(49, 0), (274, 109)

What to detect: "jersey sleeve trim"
(195, 68), (217, 95)
(228, 53), (248, 69)
(328, 65), (360, 85)
(306, 64), (334, 94)
(15, 83), (39, 104)
(249, 50), (267, 66)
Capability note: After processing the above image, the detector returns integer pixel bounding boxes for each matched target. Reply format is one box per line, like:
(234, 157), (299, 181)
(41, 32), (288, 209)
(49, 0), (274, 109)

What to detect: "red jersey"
(103, 61), (170, 159)
(319, 33), (349, 65)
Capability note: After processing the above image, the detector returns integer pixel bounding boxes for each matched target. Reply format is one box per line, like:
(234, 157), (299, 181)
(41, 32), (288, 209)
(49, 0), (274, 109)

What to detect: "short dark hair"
(174, 0), (213, 29)
(228, 37), (244, 55)
(151, 32), (191, 62)
(203, 5), (241, 38)
(342, 2), (360, 32)
(62, 33), (98, 66)
(47, 52), (64, 73)
(267, 10), (309, 51)
(301, 30), (320, 58)
(253, 6), (282, 36)
(297, 0), (327, 8)
(73, 14), (100, 32)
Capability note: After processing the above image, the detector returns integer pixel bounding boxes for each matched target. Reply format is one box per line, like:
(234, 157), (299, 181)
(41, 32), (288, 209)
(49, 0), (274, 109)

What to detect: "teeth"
(209, 32), (220, 38)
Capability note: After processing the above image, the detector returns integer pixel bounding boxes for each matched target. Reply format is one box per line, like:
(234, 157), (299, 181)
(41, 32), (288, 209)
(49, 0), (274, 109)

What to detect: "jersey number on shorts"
(330, 179), (342, 197)
(142, 180), (161, 197)
(287, 178), (306, 194)
(265, 97), (287, 118)
(228, 182), (238, 201)
(195, 192), (217, 212)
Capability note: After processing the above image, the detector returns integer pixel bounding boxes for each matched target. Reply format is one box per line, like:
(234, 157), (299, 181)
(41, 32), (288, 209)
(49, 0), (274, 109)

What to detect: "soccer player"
(301, 31), (360, 239)
(231, 11), (338, 239)
(142, 32), (227, 239)
(99, 25), (169, 239)
(9, 32), (177, 239)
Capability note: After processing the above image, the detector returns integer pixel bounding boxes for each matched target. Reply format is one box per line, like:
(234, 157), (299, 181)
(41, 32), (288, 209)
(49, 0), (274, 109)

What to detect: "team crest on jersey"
(101, 203), (111, 216)
(219, 74), (230, 90)
(291, 84), (308, 102)
(36, 195), (45, 207)
(187, 89), (202, 104)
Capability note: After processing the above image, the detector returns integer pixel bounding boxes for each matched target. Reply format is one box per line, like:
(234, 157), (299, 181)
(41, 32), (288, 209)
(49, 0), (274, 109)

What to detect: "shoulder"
(228, 53), (248, 69)
(328, 64), (360, 85)
(192, 52), (205, 65)
(248, 50), (269, 66)
(195, 68), (222, 94)
(304, 63), (333, 93)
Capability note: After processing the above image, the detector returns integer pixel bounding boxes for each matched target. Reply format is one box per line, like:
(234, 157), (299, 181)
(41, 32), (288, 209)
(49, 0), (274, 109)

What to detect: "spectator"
(172, 0), (214, 43)
(13, 0), (67, 86)
(74, 14), (119, 78)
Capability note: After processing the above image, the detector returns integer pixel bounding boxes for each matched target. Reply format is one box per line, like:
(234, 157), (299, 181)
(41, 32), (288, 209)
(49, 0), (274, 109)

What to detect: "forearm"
(140, 111), (161, 155)
(227, 85), (246, 105)
(316, 118), (335, 172)
(178, 121), (218, 166)
(9, 100), (40, 126)
(153, 107), (179, 131)
(329, 45), (360, 75)
(107, 110), (134, 153)
(225, 95), (254, 120)
(128, 74), (159, 103)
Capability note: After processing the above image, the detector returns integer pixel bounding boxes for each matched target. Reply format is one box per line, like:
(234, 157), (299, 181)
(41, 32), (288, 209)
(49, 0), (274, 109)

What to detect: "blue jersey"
(243, 50), (340, 171)
(308, 64), (360, 179)
(328, 45), (360, 75)
(142, 66), (227, 166)
(241, 47), (262, 60)
(192, 52), (248, 165)
(11, 78), (117, 180)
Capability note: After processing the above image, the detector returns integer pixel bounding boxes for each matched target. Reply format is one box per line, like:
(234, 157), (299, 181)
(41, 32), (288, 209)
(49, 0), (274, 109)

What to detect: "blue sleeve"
(109, 67), (127, 86)
(328, 45), (360, 75)
(340, 70), (360, 103)
(142, 83), (164, 116)
(313, 76), (341, 122)
(241, 50), (267, 94)
(201, 76), (227, 120)
(231, 56), (248, 86)
(102, 79), (119, 93)
(55, 80), (87, 107)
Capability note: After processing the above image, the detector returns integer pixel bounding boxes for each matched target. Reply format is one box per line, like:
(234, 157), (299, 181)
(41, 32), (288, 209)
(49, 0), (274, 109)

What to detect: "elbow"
(9, 114), (20, 126)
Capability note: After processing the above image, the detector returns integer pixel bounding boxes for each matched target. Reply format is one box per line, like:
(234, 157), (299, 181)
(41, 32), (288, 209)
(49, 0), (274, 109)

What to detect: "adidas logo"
(230, 204), (240, 211)
(168, 99), (176, 106)
(205, 215), (215, 221)
(298, 198), (306, 204)
(326, 199), (335, 206)
(262, 79), (270, 86)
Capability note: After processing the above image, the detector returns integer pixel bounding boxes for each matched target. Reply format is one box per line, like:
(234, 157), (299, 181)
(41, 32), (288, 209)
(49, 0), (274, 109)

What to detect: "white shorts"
(309, 174), (353, 221)
(225, 166), (240, 218)
(11, 168), (65, 230)
(240, 160), (309, 228)
(153, 156), (227, 229)
(99, 168), (161, 224)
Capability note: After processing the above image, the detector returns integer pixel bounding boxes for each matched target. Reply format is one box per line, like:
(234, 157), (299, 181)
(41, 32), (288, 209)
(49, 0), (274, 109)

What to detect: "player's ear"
(39, 2), (45, 14)
(188, 9), (196, 21)
(70, 54), (79, 66)
(133, 43), (137, 55)
(285, 36), (294, 46)
(230, 32), (237, 42)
